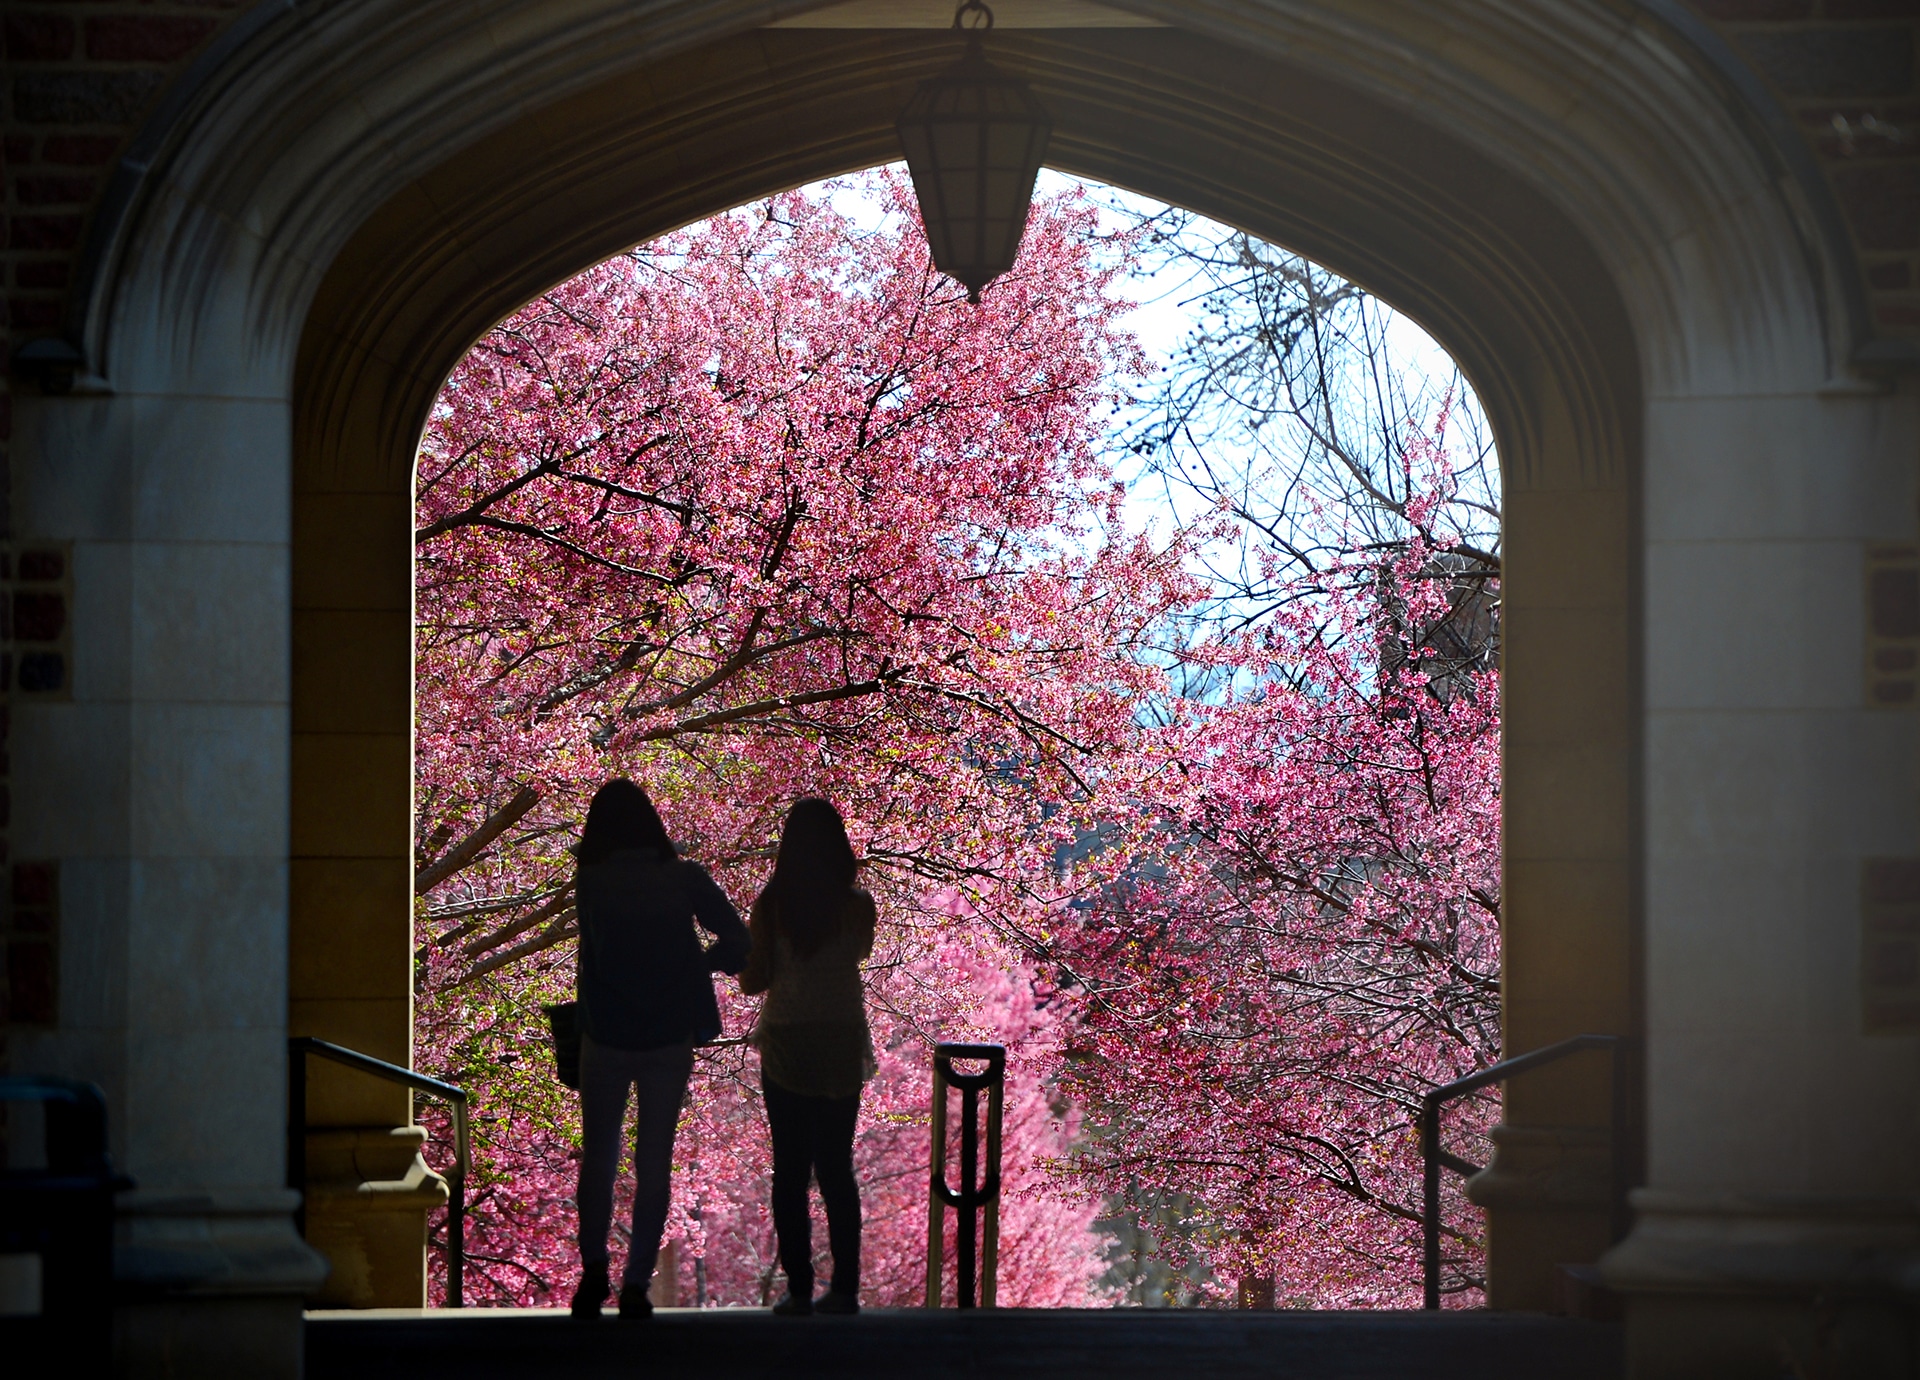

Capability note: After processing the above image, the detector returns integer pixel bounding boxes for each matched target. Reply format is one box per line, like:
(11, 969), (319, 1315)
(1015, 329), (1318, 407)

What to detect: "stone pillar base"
(1468, 1121), (1616, 1310)
(1600, 1191), (1920, 1379)
(304, 1126), (449, 1308)
(114, 1187), (328, 1380)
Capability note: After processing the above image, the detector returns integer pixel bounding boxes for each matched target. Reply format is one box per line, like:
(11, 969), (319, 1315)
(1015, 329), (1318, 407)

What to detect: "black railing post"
(446, 1091), (469, 1308)
(957, 1066), (979, 1306)
(447, 1176), (465, 1308)
(1418, 1033), (1634, 1309)
(288, 1041), (308, 1237)
(1420, 1093), (1441, 1310)
(927, 1042), (1005, 1309)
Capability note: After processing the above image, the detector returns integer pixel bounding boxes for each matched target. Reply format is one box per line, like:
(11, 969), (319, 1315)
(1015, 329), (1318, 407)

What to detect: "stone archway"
(20, 2), (1912, 1375)
(291, 19), (1649, 1314)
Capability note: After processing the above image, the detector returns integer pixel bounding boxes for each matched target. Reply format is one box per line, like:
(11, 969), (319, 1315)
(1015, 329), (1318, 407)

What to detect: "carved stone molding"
(1601, 1190), (1920, 1298)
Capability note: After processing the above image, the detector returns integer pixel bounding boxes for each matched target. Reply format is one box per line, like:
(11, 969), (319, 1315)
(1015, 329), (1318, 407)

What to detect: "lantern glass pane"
(986, 122), (1029, 160)
(933, 125), (981, 171)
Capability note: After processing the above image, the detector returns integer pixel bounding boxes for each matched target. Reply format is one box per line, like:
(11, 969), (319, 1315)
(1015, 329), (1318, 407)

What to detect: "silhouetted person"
(571, 779), (748, 1319)
(740, 797), (876, 1317)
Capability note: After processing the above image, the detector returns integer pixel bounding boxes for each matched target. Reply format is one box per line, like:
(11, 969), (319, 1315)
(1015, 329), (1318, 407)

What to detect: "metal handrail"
(1419, 1033), (1632, 1309)
(288, 1037), (470, 1307)
(926, 1042), (1005, 1308)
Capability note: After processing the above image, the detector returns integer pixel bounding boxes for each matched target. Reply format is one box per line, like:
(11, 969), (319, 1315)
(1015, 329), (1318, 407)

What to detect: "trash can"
(0, 1077), (133, 1371)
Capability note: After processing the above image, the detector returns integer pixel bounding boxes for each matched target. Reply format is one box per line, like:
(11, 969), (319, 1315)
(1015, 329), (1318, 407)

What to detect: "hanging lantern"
(895, 0), (1053, 305)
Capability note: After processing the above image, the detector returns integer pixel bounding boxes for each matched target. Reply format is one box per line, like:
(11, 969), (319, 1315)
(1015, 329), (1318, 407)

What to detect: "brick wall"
(1, 1), (243, 1062)
(3, 3), (234, 348)
(1695, 0), (1920, 336)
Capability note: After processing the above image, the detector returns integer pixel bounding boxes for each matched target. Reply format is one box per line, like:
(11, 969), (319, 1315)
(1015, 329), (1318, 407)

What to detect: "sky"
(1034, 170), (1480, 538)
(824, 163), (1496, 572)
(823, 163), (1461, 375)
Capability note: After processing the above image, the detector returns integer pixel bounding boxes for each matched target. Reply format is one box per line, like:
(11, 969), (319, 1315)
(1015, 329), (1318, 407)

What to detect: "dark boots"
(570, 1262), (610, 1319)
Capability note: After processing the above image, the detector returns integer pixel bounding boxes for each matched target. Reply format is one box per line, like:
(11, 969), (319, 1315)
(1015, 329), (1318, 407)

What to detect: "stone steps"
(307, 1307), (1623, 1379)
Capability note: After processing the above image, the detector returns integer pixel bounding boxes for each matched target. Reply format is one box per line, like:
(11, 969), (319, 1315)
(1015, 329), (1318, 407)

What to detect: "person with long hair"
(739, 797), (877, 1316)
(570, 778), (748, 1320)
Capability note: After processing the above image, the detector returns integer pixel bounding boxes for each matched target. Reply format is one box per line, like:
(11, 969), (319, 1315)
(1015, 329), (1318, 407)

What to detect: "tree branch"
(416, 786), (540, 895)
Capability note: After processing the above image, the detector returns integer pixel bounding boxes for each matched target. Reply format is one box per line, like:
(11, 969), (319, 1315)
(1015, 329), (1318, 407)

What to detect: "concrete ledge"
(307, 1308), (1625, 1380)
(118, 1296), (307, 1380)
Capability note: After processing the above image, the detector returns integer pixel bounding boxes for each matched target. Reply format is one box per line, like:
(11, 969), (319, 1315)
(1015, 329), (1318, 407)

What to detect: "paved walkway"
(308, 1307), (1623, 1379)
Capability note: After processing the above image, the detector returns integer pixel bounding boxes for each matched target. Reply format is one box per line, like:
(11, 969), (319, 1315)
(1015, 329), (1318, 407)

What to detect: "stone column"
(288, 409), (428, 1307)
(1469, 474), (1639, 1309)
(1601, 385), (1920, 1376)
(11, 385), (327, 1375)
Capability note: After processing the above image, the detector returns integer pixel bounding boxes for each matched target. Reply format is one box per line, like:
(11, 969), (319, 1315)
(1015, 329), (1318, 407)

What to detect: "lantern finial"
(895, 0), (1052, 306)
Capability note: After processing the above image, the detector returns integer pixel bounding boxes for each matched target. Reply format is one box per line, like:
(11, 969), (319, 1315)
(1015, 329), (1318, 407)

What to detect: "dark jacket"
(575, 849), (749, 1051)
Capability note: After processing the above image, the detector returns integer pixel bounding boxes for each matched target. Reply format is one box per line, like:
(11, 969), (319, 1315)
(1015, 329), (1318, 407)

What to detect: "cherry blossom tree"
(412, 171), (1184, 1306)
(1049, 440), (1501, 1307)
(1050, 200), (1503, 1303)
(408, 170), (1503, 1312)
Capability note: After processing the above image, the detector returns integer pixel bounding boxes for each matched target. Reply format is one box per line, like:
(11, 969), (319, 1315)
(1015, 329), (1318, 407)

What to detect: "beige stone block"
(54, 857), (132, 1029)
(1644, 394), (1916, 545)
(292, 609), (412, 735)
(1484, 1202), (1614, 1312)
(124, 1027), (288, 1190)
(129, 703), (289, 859)
(1646, 1026), (1811, 1194)
(1502, 604), (1631, 743)
(304, 1127), (445, 1308)
(288, 996), (411, 1061)
(290, 732), (410, 859)
(128, 857), (288, 1034)
(1803, 1031), (1920, 1193)
(1495, 1045), (1622, 1130)
(14, 393), (134, 540)
(12, 702), (131, 857)
(1802, 713), (1918, 859)
(1499, 854), (1635, 1134)
(1503, 737), (1633, 861)
(290, 857), (412, 1003)
(1503, 858), (1633, 1025)
(292, 491), (412, 612)
(1502, 486), (1630, 612)
(1645, 539), (1858, 712)
(1646, 856), (1808, 1032)
(1645, 710), (1809, 860)
(131, 395), (292, 544)
(71, 540), (133, 703)
(291, 997), (412, 1127)
(131, 542), (291, 704)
